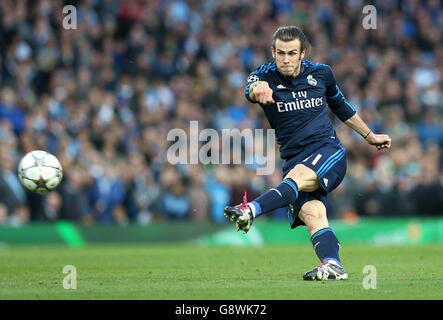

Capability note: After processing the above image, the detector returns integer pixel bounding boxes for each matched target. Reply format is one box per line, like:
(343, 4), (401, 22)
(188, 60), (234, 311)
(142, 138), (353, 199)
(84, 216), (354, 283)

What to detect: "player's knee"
(285, 164), (319, 192)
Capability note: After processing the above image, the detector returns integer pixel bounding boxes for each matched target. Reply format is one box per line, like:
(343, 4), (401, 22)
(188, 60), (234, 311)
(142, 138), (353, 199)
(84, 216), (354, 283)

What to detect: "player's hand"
(365, 133), (391, 150)
(251, 81), (275, 105)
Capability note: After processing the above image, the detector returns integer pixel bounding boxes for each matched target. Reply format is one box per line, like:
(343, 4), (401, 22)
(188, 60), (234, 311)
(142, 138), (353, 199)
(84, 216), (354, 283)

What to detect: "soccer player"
(224, 26), (391, 281)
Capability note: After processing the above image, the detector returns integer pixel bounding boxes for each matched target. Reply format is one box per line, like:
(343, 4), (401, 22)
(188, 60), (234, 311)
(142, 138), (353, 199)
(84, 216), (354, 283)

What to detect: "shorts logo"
(307, 74), (317, 86)
(247, 74), (259, 83)
(323, 178), (329, 187)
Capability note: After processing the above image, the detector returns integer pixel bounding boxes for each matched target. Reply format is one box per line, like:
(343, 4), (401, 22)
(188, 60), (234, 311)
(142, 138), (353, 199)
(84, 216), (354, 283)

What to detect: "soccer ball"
(18, 150), (63, 194)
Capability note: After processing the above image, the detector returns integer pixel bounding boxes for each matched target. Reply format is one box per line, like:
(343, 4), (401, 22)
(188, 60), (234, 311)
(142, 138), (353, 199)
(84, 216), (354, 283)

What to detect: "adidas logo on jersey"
(323, 178), (329, 187)
(276, 84), (286, 89)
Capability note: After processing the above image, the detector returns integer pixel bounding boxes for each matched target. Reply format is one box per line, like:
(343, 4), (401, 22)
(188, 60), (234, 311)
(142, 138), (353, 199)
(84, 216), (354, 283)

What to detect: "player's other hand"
(366, 133), (392, 150)
(251, 81), (275, 104)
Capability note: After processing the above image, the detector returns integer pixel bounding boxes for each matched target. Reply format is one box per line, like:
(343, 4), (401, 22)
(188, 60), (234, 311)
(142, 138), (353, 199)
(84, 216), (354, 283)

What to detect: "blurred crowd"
(0, 0), (442, 226)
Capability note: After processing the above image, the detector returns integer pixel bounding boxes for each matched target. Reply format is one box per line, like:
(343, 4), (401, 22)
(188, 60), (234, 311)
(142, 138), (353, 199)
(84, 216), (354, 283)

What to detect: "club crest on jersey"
(247, 74), (259, 83)
(307, 74), (317, 86)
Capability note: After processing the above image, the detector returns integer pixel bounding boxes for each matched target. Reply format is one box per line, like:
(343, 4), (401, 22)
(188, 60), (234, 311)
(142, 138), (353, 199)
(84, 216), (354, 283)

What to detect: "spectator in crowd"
(0, 151), (30, 225)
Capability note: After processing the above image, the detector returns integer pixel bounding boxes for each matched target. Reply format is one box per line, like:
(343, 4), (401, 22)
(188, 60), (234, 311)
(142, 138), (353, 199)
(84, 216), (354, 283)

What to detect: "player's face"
(272, 39), (305, 77)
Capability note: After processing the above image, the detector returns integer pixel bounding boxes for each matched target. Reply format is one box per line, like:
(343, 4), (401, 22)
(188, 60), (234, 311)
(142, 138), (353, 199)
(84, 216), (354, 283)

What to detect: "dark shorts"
(282, 140), (347, 229)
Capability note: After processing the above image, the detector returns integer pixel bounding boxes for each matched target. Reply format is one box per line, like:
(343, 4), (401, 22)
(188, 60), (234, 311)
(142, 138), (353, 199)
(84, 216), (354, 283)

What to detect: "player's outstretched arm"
(344, 113), (392, 150)
(249, 81), (275, 104)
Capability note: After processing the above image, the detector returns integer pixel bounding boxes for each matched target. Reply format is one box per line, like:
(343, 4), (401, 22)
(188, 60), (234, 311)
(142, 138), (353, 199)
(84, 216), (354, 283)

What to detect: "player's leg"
(224, 164), (318, 233)
(225, 142), (346, 234)
(298, 199), (329, 235)
(250, 164), (318, 215)
(298, 200), (348, 281)
(284, 164), (320, 193)
(248, 141), (346, 220)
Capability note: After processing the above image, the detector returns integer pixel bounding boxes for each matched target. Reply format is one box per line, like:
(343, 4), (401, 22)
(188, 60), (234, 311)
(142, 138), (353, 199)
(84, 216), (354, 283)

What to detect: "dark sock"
(252, 178), (298, 217)
(311, 228), (342, 267)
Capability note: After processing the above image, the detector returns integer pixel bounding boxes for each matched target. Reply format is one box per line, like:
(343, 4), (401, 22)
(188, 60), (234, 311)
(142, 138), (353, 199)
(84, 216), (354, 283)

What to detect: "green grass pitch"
(0, 243), (442, 299)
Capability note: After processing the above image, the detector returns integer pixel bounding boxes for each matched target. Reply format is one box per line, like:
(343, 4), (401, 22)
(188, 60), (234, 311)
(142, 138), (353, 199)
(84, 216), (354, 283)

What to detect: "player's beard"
(279, 65), (294, 77)
(279, 57), (302, 77)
